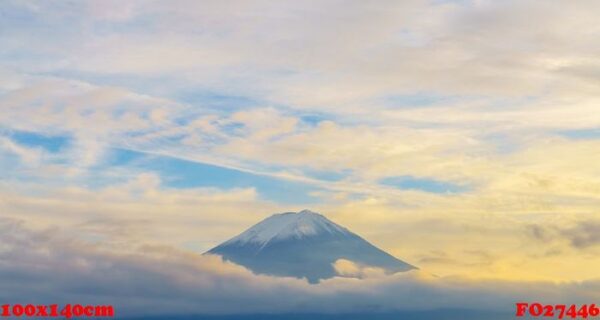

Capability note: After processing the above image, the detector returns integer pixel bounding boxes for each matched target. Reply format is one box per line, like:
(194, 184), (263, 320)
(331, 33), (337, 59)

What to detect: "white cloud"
(0, 137), (43, 166)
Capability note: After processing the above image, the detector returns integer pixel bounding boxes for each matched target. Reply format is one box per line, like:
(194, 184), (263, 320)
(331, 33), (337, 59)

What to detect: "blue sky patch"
(175, 91), (261, 112)
(383, 93), (459, 108)
(300, 113), (333, 126)
(302, 168), (352, 182)
(559, 128), (600, 140)
(380, 175), (468, 194)
(8, 130), (70, 153)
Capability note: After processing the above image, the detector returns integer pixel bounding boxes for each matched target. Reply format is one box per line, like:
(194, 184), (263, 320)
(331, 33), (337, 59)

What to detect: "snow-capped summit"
(222, 209), (348, 247)
(206, 210), (416, 283)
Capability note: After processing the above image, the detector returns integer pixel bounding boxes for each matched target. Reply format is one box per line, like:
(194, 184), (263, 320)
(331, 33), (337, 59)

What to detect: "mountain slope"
(206, 210), (416, 283)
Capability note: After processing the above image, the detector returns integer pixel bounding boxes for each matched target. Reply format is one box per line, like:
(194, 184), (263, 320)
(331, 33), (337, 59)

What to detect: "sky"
(1, 0), (600, 317)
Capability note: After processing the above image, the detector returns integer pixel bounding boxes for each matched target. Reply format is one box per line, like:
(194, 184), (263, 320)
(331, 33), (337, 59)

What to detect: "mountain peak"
(222, 209), (347, 247)
(297, 209), (319, 215)
(207, 210), (416, 283)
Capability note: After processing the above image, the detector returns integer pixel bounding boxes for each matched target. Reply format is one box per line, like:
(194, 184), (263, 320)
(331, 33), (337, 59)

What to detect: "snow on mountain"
(206, 210), (416, 283)
(222, 209), (348, 246)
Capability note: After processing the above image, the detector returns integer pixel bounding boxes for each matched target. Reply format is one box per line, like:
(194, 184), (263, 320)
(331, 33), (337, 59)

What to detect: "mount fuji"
(206, 209), (416, 283)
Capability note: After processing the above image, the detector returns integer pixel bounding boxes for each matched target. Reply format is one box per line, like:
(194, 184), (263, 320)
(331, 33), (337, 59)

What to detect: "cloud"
(561, 220), (600, 249)
(0, 77), (183, 169)
(0, 173), (282, 252)
(0, 136), (43, 166)
(332, 259), (387, 279)
(3, 0), (600, 191)
(4, 0), (600, 108)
